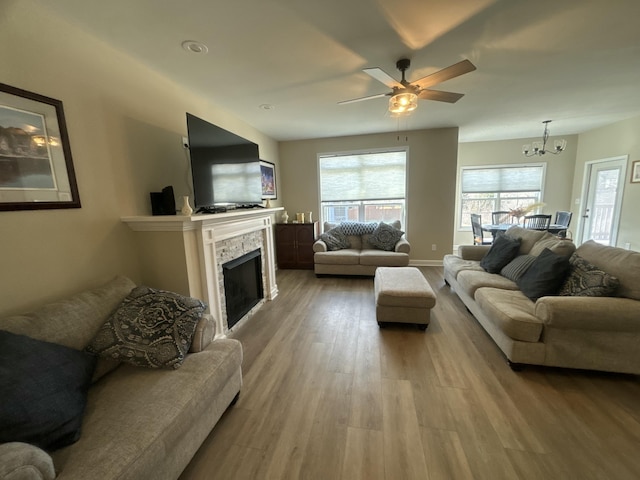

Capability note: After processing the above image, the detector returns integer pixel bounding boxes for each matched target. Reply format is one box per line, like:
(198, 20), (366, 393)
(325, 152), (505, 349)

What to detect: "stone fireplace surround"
(122, 208), (281, 336)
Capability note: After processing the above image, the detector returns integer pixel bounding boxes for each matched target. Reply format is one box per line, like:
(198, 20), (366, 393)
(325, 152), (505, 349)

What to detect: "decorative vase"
(281, 210), (289, 223)
(296, 212), (305, 223)
(265, 198), (272, 208)
(181, 196), (193, 216)
(307, 211), (312, 223)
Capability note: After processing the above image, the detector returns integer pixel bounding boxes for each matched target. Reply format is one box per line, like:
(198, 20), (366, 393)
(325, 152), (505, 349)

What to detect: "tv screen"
(186, 113), (262, 211)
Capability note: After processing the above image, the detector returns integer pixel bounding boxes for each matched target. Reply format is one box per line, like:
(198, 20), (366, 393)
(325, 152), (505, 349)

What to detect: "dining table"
(482, 223), (568, 238)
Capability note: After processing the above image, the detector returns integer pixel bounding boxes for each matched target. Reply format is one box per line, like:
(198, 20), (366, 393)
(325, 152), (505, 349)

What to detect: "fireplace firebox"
(222, 249), (264, 329)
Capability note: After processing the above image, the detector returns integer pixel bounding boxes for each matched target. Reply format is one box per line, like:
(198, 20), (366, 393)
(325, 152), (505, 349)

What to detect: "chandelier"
(522, 120), (566, 157)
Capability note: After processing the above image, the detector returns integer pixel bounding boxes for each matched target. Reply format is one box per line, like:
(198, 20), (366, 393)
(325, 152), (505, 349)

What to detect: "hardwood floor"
(180, 268), (640, 480)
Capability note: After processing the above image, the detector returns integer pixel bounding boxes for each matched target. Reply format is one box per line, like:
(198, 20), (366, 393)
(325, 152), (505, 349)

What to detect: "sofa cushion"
(529, 234), (576, 257)
(360, 250), (409, 267)
(558, 253), (620, 297)
(443, 254), (484, 279)
(0, 330), (97, 451)
(86, 286), (205, 370)
(457, 270), (519, 297)
(480, 234), (521, 273)
(504, 226), (548, 254)
(314, 249), (361, 265)
(475, 288), (543, 342)
(319, 227), (350, 251)
(575, 240), (640, 300)
(500, 254), (536, 282)
(369, 222), (405, 251)
(517, 248), (571, 301)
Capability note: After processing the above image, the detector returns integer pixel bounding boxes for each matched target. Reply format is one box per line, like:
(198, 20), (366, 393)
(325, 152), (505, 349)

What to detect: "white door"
(579, 156), (627, 245)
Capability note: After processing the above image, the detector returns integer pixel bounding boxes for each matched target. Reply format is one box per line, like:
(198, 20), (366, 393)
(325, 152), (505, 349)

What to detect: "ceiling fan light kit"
(339, 57), (476, 116)
(522, 120), (567, 157)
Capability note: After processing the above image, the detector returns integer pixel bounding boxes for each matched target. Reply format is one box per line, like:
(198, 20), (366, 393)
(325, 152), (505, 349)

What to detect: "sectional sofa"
(443, 227), (640, 374)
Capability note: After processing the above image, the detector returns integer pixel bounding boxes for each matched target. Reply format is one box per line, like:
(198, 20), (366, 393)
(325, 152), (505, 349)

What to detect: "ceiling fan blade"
(413, 59), (476, 89)
(418, 89), (465, 103)
(362, 67), (403, 89)
(338, 92), (389, 105)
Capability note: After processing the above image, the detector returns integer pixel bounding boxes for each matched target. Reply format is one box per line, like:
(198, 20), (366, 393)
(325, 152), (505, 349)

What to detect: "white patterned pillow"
(319, 228), (350, 251)
(86, 286), (206, 369)
(369, 222), (404, 251)
(338, 222), (378, 236)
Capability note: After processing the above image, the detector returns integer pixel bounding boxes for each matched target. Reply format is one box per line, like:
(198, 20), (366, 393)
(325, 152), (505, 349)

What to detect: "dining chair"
(555, 211), (573, 228)
(492, 210), (511, 224)
(471, 213), (492, 245)
(523, 214), (552, 230)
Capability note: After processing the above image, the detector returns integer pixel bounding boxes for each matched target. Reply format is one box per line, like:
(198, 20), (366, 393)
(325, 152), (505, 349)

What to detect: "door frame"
(577, 155), (628, 246)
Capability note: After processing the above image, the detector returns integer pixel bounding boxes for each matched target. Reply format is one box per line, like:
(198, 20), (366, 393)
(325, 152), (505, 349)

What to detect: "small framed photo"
(260, 160), (277, 199)
(631, 160), (640, 184)
(0, 83), (80, 211)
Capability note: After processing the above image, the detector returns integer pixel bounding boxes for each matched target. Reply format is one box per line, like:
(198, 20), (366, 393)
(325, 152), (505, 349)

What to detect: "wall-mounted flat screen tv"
(186, 113), (262, 212)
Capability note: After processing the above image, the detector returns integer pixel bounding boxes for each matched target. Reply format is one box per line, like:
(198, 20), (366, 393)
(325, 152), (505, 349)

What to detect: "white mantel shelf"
(121, 207), (283, 336)
(121, 207), (284, 231)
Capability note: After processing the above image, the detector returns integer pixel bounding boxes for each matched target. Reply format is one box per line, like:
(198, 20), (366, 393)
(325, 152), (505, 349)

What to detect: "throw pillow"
(558, 253), (620, 297)
(319, 227), (350, 251)
(500, 254), (537, 282)
(479, 234), (521, 274)
(0, 330), (97, 451)
(369, 222), (405, 251)
(517, 248), (571, 301)
(337, 222), (378, 236)
(86, 286), (206, 369)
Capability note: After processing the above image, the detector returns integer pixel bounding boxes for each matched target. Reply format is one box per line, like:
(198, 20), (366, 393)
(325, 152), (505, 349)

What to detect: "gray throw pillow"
(86, 286), (206, 369)
(517, 248), (571, 301)
(337, 222), (377, 236)
(0, 330), (97, 451)
(500, 254), (536, 282)
(319, 227), (350, 251)
(480, 235), (521, 274)
(369, 222), (405, 251)
(558, 253), (620, 297)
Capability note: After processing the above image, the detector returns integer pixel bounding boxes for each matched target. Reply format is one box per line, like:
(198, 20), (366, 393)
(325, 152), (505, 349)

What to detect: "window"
(319, 150), (407, 225)
(460, 164), (545, 228)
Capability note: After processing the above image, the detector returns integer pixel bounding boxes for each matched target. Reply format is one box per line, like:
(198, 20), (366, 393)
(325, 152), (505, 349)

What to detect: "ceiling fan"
(339, 58), (476, 114)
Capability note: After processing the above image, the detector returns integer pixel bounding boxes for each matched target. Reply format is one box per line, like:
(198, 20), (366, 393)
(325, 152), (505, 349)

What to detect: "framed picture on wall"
(631, 160), (640, 183)
(260, 160), (277, 199)
(0, 82), (80, 211)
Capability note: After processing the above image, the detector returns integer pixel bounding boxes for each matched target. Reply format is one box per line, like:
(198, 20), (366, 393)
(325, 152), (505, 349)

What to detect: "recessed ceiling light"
(181, 40), (208, 54)
(259, 104), (274, 110)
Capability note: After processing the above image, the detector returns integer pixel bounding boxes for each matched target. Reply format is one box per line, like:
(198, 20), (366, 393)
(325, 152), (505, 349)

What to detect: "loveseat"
(443, 226), (640, 374)
(313, 221), (410, 276)
(0, 276), (243, 480)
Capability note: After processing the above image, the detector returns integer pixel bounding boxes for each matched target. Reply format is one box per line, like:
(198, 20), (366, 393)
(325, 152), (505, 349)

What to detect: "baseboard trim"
(409, 260), (443, 267)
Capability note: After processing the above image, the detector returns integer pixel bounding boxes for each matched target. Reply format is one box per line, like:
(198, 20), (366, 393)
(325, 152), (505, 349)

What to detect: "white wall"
(0, 1), (278, 315)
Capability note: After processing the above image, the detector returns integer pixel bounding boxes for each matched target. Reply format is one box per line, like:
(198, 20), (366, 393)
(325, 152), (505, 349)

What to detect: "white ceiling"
(37, 0), (640, 142)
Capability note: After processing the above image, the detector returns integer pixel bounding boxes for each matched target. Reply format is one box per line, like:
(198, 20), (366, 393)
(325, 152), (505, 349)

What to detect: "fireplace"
(222, 248), (264, 329)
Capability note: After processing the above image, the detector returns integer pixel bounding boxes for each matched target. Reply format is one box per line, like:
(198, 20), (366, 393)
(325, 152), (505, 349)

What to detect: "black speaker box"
(150, 186), (176, 215)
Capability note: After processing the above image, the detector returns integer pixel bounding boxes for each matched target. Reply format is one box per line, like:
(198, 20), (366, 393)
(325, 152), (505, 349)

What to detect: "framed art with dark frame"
(631, 160), (640, 184)
(0, 82), (80, 211)
(260, 160), (277, 199)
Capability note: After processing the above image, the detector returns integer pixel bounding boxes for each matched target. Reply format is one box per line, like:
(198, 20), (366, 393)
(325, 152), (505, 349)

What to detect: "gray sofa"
(0, 276), (243, 480)
(313, 221), (410, 276)
(443, 227), (640, 374)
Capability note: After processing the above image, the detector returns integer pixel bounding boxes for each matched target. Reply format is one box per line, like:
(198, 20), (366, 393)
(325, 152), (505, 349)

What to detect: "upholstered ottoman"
(374, 267), (436, 330)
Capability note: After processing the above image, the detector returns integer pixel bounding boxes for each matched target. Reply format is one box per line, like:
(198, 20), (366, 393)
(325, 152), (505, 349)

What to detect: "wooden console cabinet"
(275, 222), (319, 269)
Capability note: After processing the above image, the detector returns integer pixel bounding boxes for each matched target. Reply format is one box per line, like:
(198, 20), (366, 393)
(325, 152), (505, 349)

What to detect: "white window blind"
(319, 151), (406, 202)
(462, 165), (544, 193)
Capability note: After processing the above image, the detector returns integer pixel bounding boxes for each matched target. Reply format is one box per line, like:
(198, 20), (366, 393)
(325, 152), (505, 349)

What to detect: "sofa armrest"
(458, 245), (491, 261)
(313, 240), (328, 253)
(189, 313), (216, 353)
(394, 237), (410, 254)
(536, 296), (640, 331)
(0, 442), (55, 480)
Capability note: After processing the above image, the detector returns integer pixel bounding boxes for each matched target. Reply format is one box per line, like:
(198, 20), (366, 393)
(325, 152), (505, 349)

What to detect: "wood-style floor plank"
(180, 267), (640, 480)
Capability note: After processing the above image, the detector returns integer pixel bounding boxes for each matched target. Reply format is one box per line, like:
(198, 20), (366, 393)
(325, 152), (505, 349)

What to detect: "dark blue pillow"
(0, 330), (97, 451)
(517, 248), (571, 301)
(480, 234), (521, 273)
